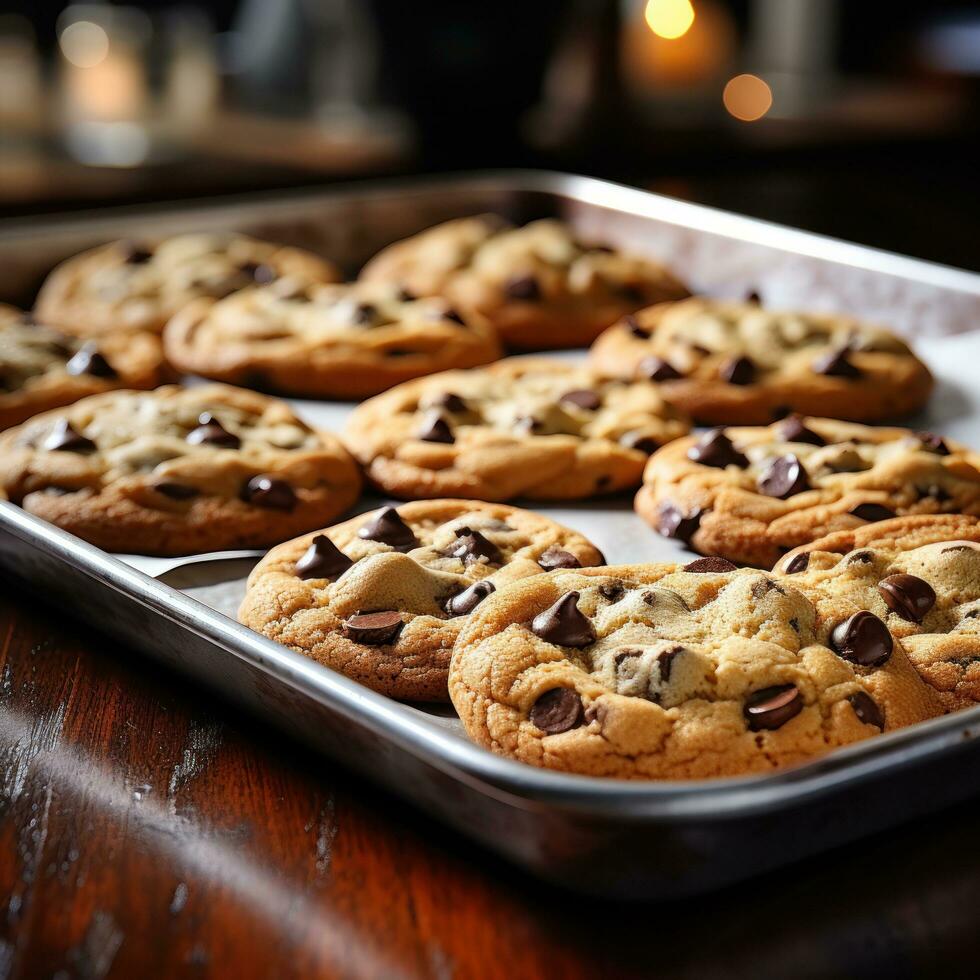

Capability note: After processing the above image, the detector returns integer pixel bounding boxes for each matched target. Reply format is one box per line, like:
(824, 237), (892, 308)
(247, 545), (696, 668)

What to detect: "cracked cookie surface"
(589, 298), (933, 424)
(449, 563), (942, 779)
(0, 304), (165, 430)
(636, 417), (980, 568)
(343, 357), (691, 501)
(35, 233), (340, 337)
(777, 539), (980, 711)
(164, 279), (501, 399)
(0, 383), (361, 555)
(239, 499), (605, 701)
(359, 215), (689, 350)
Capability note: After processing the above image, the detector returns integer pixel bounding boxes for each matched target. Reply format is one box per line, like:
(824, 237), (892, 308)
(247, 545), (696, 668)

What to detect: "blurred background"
(0, 0), (977, 268)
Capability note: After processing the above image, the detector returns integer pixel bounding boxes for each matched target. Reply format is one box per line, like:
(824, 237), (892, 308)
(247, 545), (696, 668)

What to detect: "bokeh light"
(59, 20), (109, 69)
(645, 0), (696, 41)
(723, 73), (772, 121)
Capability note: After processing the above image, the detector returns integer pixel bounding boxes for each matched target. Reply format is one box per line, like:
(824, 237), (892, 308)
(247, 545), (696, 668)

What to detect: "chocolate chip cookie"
(636, 417), (980, 568)
(239, 500), (605, 701)
(449, 562), (942, 779)
(0, 383), (361, 555)
(164, 279), (502, 400)
(34, 233), (340, 337)
(589, 298), (934, 424)
(343, 357), (691, 501)
(359, 215), (689, 350)
(0, 304), (166, 430)
(777, 539), (980, 711)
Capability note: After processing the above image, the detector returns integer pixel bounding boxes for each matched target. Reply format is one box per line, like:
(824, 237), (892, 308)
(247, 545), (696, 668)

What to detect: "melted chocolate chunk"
(352, 302), (379, 325)
(119, 241), (153, 264)
(447, 527), (502, 565)
(757, 454), (811, 499)
(342, 611), (403, 645)
(445, 580), (495, 617)
(442, 308), (466, 325)
(537, 546), (582, 571)
(783, 552), (810, 574)
(625, 315), (649, 339)
(559, 389), (601, 411)
(186, 413), (241, 449)
(915, 431), (950, 456)
(744, 685), (803, 731)
(849, 503), (896, 523)
(240, 261), (277, 284)
(657, 502), (702, 543)
(153, 482), (198, 500)
(358, 507), (418, 548)
(687, 428), (748, 469)
(847, 691), (885, 729)
(878, 573), (936, 623)
(777, 415), (824, 446)
(42, 419), (95, 453)
(619, 431), (660, 455)
(684, 556), (737, 573)
(530, 592), (596, 647)
(812, 347), (861, 378)
(416, 411), (454, 444)
(64, 343), (117, 379)
(295, 534), (353, 580)
(830, 611), (893, 667)
(529, 688), (584, 734)
(430, 392), (466, 413)
(504, 275), (541, 301)
(639, 356), (683, 382)
(720, 355), (756, 385)
(242, 476), (296, 510)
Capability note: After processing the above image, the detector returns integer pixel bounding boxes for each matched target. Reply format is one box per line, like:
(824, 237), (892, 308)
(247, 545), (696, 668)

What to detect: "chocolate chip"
(153, 482), (198, 500)
(625, 315), (649, 339)
(537, 546), (582, 571)
(720, 356), (756, 385)
(240, 261), (277, 284)
(758, 454), (811, 499)
(529, 688), (584, 734)
(513, 416), (541, 435)
(639, 356), (683, 382)
(687, 428), (748, 469)
(64, 342), (117, 379)
(295, 534), (353, 580)
(445, 580), (495, 617)
(830, 611), (893, 667)
(784, 552), (810, 573)
(120, 241), (153, 264)
(352, 302), (378, 325)
(847, 691), (885, 729)
(358, 507), (418, 548)
(849, 503), (896, 522)
(746, 290), (762, 304)
(619, 431), (660, 455)
(242, 475), (296, 510)
(684, 556), (738, 573)
(186, 413), (241, 449)
(812, 347), (861, 378)
(657, 502), (702, 543)
(42, 419), (95, 453)
(752, 578), (785, 598)
(430, 391), (466, 413)
(744, 685), (803, 731)
(442, 308), (466, 325)
(342, 610), (403, 645)
(599, 581), (625, 602)
(397, 286), (416, 302)
(658, 646), (683, 681)
(530, 591), (596, 647)
(916, 431), (950, 456)
(447, 527), (502, 565)
(559, 389), (601, 411)
(777, 415), (824, 446)
(917, 484), (951, 503)
(878, 573), (936, 623)
(505, 275), (541, 301)
(416, 411), (454, 444)
(847, 551), (874, 565)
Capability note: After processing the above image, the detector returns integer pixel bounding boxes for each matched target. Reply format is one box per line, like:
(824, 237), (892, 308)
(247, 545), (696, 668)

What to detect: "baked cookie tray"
(1, 171), (979, 900)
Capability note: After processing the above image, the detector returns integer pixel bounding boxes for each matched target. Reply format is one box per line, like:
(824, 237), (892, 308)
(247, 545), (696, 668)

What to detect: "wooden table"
(2, 581), (979, 979)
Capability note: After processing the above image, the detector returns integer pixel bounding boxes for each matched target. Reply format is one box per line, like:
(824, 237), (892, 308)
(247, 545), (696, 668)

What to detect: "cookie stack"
(2, 214), (977, 783)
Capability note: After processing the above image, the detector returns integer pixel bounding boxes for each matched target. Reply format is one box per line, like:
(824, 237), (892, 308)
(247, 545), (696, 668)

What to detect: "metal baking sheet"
(1, 172), (979, 900)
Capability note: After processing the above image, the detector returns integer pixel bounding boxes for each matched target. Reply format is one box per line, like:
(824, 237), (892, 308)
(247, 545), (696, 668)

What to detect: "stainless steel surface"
(2, 171), (980, 898)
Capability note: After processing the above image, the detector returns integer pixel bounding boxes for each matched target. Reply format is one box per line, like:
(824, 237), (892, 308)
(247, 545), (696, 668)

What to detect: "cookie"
(777, 540), (980, 711)
(588, 298), (934, 424)
(359, 215), (689, 350)
(636, 417), (980, 568)
(34, 233), (340, 337)
(164, 279), (501, 400)
(0, 383), (361, 555)
(775, 514), (980, 571)
(239, 500), (605, 701)
(343, 357), (691, 501)
(448, 563), (942, 779)
(0, 304), (165, 430)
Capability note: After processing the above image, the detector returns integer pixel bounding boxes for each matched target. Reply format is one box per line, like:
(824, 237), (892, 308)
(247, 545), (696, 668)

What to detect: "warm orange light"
(645, 0), (695, 40)
(723, 73), (772, 121)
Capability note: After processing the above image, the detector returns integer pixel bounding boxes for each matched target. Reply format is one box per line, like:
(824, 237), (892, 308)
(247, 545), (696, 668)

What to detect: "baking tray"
(2, 171), (980, 900)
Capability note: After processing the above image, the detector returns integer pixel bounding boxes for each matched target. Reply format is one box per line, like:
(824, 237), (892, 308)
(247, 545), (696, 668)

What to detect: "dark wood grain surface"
(2, 581), (980, 980)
